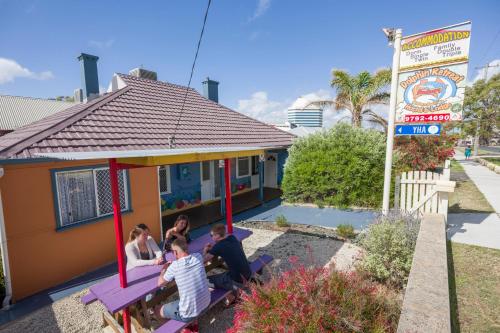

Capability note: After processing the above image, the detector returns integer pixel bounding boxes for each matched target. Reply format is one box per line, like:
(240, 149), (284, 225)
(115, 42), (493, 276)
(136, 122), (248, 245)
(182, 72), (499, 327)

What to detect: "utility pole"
(472, 63), (500, 156)
(382, 28), (402, 215)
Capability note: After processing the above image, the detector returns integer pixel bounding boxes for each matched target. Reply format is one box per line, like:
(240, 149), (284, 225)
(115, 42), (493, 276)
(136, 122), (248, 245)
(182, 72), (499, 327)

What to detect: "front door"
(201, 161), (214, 201)
(264, 153), (278, 188)
(201, 161), (221, 201)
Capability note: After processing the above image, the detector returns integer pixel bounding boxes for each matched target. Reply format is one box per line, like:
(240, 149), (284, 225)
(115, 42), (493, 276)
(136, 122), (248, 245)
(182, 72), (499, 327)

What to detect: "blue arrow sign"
(395, 124), (441, 136)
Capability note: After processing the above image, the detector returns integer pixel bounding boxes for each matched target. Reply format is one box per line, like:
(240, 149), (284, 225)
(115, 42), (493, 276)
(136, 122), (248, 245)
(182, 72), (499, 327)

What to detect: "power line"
(170, 0), (212, 148)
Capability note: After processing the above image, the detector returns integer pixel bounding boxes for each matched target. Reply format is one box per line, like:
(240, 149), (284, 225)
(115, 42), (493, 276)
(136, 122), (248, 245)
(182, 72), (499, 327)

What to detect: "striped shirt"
(163, 253), (210, 318)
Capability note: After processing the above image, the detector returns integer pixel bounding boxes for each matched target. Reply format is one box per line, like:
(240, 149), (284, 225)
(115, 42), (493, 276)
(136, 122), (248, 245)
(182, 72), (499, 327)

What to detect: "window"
(159, 166), (171, 194)
(201, 161), (211, 181)
(251, 156), (259, 175)
(54, 167), (129, 228)
(237, 157), (250, 178)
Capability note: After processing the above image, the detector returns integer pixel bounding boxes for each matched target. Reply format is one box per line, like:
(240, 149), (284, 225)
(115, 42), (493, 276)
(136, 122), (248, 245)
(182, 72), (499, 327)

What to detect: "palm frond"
(366, 92), (390, 105)
(302, 99), (335, 110)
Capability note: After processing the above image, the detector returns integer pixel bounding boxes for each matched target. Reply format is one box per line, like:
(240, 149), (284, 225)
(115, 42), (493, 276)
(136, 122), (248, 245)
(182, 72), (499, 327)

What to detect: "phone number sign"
(404, 113), (450, 123)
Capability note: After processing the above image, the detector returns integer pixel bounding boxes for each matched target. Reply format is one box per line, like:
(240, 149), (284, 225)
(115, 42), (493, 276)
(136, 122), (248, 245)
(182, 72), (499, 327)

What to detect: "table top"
(90, 227), (252, 314)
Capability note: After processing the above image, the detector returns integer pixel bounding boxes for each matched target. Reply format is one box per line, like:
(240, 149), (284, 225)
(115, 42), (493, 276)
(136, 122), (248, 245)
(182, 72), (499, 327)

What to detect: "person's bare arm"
(203, 243), (214, 262)
(157, 263), (171, 287)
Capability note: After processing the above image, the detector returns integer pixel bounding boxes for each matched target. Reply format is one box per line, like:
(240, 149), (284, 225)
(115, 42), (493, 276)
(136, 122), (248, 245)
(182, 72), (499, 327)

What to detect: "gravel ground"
(0, 224), (361, 333)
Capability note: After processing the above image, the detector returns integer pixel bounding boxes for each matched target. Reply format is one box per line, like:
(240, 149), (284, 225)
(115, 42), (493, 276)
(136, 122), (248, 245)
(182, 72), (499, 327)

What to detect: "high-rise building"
(287, 97), (323, 127)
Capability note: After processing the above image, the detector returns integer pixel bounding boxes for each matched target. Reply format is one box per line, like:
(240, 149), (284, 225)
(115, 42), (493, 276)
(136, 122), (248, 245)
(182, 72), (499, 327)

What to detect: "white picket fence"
(394, 160), (456, 220)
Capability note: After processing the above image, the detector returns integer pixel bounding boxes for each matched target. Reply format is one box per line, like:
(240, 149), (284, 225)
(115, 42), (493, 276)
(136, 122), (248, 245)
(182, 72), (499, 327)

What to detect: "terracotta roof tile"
(0, 74), (294, 159)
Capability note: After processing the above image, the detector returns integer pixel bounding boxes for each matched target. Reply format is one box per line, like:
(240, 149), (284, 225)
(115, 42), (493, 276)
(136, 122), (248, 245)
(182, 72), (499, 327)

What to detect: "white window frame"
(158, 165), (172, 195)
(236, 157), (250, 179)
(54, 166), (129, 228)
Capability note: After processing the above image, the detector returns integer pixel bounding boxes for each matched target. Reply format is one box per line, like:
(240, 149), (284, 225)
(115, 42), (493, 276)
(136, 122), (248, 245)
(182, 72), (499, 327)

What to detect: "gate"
(394, 160), (455, 220)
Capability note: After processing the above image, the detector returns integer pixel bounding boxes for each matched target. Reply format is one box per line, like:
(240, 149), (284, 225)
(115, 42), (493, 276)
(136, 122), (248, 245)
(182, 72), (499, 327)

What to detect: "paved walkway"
(447, 151), (500, 249)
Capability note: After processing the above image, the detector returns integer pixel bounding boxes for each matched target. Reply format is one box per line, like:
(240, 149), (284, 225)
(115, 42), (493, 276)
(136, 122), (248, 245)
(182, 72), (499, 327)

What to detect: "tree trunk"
(352, 111), (362, 127)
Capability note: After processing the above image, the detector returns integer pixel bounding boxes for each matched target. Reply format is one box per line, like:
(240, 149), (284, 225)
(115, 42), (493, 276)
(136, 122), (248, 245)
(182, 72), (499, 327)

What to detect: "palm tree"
(304, 69), (392, 129)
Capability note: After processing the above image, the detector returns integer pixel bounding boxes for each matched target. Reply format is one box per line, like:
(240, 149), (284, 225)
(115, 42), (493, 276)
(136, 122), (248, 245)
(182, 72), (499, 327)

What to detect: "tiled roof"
(0, 74), (294, 159)
(0, 95), (77, 131)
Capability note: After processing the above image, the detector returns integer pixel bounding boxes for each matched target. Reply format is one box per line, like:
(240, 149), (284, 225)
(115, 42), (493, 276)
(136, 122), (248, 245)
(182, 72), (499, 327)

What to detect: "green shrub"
(357, 213), (420, 288)
(336, 224), (356, 239)
(275, 214), (290, 228)
(229, 261), (400, 333)
(281, 123), (386, 208)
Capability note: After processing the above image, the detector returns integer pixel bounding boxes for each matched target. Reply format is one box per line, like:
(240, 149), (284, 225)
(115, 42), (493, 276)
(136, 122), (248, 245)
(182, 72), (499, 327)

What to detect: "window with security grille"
(54, 167), (129, 228)
(237, 157), (250, 178)
(158, 166), (171, 194)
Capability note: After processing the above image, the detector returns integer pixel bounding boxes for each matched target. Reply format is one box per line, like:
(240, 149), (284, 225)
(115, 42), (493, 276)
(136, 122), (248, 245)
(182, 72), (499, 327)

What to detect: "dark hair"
(172, 238), (189, 253)
(128, 227), (144, 243)
(211, 223), (226, 238)
(136, 223), (150, 232)
(136, 223), (150, 231)
(174, 215), (190, 235)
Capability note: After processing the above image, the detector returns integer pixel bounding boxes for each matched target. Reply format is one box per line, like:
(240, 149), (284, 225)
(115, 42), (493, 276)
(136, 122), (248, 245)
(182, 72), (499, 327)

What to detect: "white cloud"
(0, 58), (54, 84)
(248, 0), (271, 22)
(88, 39), (115, 49)
(249, 31), (261, 41)
(473, 59), (500, 82)
(236, 91), (288, 124)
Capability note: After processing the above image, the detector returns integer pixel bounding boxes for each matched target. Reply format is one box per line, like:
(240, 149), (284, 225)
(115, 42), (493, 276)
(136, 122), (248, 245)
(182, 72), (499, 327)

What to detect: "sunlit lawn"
(448, 242), (500, 333)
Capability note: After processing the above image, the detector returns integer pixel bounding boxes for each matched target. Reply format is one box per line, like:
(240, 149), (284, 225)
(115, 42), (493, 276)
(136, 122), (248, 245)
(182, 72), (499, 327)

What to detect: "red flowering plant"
(228, 257), (400, 333)
(394, 132), (456, 172)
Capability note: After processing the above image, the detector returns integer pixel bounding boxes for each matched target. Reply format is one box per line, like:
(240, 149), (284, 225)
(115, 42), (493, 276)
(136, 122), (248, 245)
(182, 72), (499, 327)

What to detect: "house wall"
(160, 158), (254, 215)
(277, 150), (288, 186)
(0, 159), (160, 301)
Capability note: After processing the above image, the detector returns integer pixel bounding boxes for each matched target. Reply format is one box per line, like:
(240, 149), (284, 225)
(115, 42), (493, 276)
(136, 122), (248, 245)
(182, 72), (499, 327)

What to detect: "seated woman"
(125, 224), (163, 270)
(163, 215), (191, 252)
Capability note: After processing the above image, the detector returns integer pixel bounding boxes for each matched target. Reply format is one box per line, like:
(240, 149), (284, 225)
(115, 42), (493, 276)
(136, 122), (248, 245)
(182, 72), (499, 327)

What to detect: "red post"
(224, 158), (233, 234)
(109, 158), (131, 333)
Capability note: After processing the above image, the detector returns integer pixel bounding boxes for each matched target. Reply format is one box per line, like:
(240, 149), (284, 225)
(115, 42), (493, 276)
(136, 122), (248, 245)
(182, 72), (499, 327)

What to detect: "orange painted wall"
(0, 160), (161, 301)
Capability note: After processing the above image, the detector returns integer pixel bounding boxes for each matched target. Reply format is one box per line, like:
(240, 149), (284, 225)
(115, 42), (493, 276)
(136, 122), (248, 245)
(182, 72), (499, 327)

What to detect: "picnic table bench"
(81, 227), (273, 332)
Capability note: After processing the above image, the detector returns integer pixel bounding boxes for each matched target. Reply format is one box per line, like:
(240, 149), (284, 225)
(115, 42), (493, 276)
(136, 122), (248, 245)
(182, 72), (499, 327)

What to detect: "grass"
(448, 160), (495, 213)
(275, 214), (290, 228)
(448, 241), (500, 333)
(484, 157), (500, 166)
(335, 224), (356, 239)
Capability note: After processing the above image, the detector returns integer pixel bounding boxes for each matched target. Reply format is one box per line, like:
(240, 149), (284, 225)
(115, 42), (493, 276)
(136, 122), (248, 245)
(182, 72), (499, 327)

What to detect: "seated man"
(155, 238), (210, 326)
(203, 224), (252, 305)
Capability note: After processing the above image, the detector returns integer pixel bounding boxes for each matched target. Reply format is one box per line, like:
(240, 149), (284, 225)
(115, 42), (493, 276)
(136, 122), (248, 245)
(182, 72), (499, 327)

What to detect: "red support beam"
(224, 158), (233, 234)
(109, 158), (131, 333)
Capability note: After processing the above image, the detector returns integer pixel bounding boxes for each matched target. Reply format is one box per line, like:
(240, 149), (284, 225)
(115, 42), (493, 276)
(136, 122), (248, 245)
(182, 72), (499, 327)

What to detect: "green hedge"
(282, 124), (386, 208)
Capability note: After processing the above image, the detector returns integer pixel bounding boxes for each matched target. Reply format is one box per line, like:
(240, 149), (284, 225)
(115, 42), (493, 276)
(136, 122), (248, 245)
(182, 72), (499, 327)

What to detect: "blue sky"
(1, 0), (499, 125)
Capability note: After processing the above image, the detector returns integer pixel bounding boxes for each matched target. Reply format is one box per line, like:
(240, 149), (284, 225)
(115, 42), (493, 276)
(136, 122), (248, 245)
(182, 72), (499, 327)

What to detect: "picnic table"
(85, 227), (252, 332)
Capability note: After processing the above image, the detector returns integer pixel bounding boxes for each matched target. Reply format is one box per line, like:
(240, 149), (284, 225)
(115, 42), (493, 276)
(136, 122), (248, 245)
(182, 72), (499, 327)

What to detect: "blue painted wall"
(267, 149), (288, 186)
(160, 163), (201, 212)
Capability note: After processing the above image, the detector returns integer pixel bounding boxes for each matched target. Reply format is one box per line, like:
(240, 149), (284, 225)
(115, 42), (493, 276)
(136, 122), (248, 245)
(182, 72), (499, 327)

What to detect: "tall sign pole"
(382, 29), (403, 215)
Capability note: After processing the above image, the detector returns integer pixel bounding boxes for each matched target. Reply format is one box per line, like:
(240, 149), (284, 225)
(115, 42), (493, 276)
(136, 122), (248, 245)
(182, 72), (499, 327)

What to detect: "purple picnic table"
(89, 227), (252, 314)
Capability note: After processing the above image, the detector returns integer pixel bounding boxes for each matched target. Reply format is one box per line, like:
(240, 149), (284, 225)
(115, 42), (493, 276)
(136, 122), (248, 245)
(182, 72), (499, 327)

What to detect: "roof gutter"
(0, 167), (12, 309)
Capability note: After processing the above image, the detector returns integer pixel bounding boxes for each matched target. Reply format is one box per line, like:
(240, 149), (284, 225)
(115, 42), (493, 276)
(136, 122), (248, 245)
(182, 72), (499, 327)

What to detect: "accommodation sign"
(399, 22), (471, 72)
(395, 22), (471, 124)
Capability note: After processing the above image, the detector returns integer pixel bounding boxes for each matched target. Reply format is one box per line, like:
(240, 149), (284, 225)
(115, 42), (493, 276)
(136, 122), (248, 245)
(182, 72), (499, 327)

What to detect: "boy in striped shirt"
(155, 238), (210, 326)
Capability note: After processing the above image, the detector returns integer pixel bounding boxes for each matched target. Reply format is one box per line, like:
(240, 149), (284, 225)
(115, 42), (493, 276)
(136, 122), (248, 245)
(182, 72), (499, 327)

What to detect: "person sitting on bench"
(125, 225), (163, 270)
(163, 215), (192, 252)
(155, 238), (210, 324)
(203, 224), (252, 305)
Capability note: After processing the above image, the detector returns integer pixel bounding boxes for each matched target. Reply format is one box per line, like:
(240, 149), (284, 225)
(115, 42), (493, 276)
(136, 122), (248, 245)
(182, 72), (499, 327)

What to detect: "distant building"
(0, 95), (77, 136)
(273, 122), (323, 138)
(287, 97), (323, 127)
